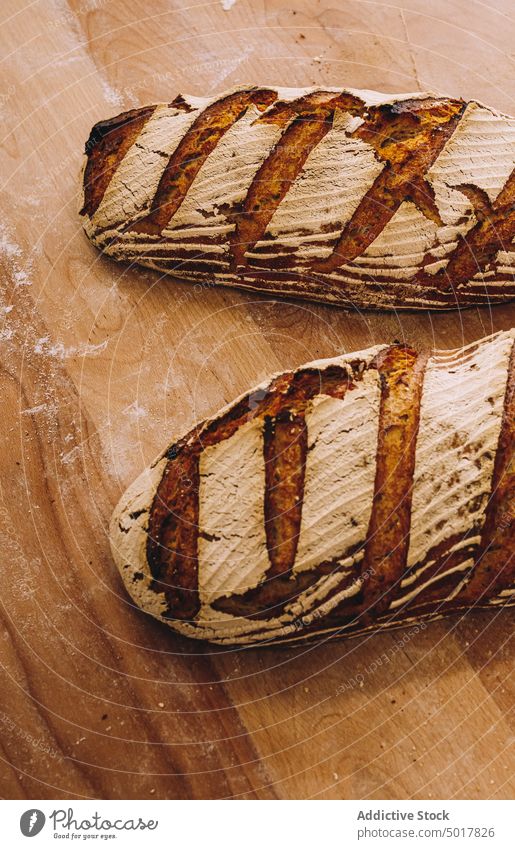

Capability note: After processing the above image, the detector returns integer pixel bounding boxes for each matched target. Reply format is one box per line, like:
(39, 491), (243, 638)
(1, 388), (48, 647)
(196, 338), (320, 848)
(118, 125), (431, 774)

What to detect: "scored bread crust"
(110, 330), (515, 646)
(79, 85), (515, 310)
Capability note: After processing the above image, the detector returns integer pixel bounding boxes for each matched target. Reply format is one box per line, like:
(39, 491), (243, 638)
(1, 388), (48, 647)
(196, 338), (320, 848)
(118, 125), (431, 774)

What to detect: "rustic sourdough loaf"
(80, 86), (515, 310)
(110, 329), (515, 645)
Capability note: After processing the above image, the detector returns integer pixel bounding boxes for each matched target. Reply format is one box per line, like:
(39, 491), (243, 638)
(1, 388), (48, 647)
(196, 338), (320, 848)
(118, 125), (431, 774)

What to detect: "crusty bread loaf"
(80, 86), (515, 310)
(110, 330), (514, 645)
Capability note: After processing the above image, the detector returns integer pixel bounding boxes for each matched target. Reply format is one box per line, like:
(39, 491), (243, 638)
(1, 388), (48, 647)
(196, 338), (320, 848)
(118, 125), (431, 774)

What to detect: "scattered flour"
(0, 226), (22, 261)
(221, 0), (237, 9)
(202, 47), (253, 88)
(34, 337), (108, 358)
(22, 402), (57, 416)
(101, 77), (124, 108)
(52, 54), (83, 69)
(60, 444), (84, 466)
(0, 222), (34, 287)
(122, 401), (148, 420)
(13, 269), (32, 287)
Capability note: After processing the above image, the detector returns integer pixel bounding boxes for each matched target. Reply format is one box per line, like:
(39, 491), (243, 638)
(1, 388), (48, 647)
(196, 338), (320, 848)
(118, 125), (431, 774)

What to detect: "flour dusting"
(61, 445), (85, 466)
(123, 401), (148, 420)
(0, 223), (34, 287)
(101, 78), (124, 107)
(34, 336), (108, 359)
(22, 402), (57, 416)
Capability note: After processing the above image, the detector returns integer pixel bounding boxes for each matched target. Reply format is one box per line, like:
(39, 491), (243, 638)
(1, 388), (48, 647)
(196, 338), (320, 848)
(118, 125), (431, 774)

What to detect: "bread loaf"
(110, 329), (514, 645)
(80, 86), (515, 310)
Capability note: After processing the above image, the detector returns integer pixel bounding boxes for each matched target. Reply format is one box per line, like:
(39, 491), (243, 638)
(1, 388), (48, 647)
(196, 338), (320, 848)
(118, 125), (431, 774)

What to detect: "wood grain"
(0, 0), (513, 800)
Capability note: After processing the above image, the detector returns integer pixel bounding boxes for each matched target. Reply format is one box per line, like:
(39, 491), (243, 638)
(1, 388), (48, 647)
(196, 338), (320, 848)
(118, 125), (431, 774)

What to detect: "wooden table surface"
(0, 0), (513, 800)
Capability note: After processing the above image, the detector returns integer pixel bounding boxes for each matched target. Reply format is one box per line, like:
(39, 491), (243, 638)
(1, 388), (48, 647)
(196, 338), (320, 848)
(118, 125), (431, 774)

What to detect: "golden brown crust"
(112, 333), (514, 643)
(455, 339), (515, 603)
(359, 346), (429, 617)
(147, 451), (201, 621)
(393, 532), (477, 617)
(313, 98), (465, 273)
(81, 105), (156, 218)
(435, 169), (515, 287)
(263, 412), (307, 579)
(213, 367), (356, 620)
(81, 89), (515, 309)
(230, 92), (364, 268)
(147, 360), (369, 622)
(128, 88), (277, 237)
(146, 348), (461, 630)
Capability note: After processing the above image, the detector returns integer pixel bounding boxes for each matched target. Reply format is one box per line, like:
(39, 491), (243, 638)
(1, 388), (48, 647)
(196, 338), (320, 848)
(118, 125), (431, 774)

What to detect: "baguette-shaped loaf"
(80, 86), (515, 310)
(111, 330), (515, 645)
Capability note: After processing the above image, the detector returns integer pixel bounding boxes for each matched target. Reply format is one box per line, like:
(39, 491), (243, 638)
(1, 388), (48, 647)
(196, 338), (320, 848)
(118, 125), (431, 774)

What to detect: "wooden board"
(0, 0), (513, 800)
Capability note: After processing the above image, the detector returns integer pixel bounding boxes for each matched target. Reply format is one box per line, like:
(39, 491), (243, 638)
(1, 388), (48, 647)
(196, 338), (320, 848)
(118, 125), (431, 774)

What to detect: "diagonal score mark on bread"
(127, 88), (278, 237)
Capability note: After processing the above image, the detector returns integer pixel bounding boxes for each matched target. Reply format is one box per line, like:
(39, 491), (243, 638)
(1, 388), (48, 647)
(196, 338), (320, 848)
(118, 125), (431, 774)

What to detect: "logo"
(20, 809), (46, 837)
(50, 809), (158, 833)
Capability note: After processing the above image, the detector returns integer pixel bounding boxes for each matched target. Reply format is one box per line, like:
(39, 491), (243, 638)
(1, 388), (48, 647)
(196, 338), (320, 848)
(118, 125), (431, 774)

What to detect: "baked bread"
(79, 86), (515, 310)
(110, 329), (514, 645)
